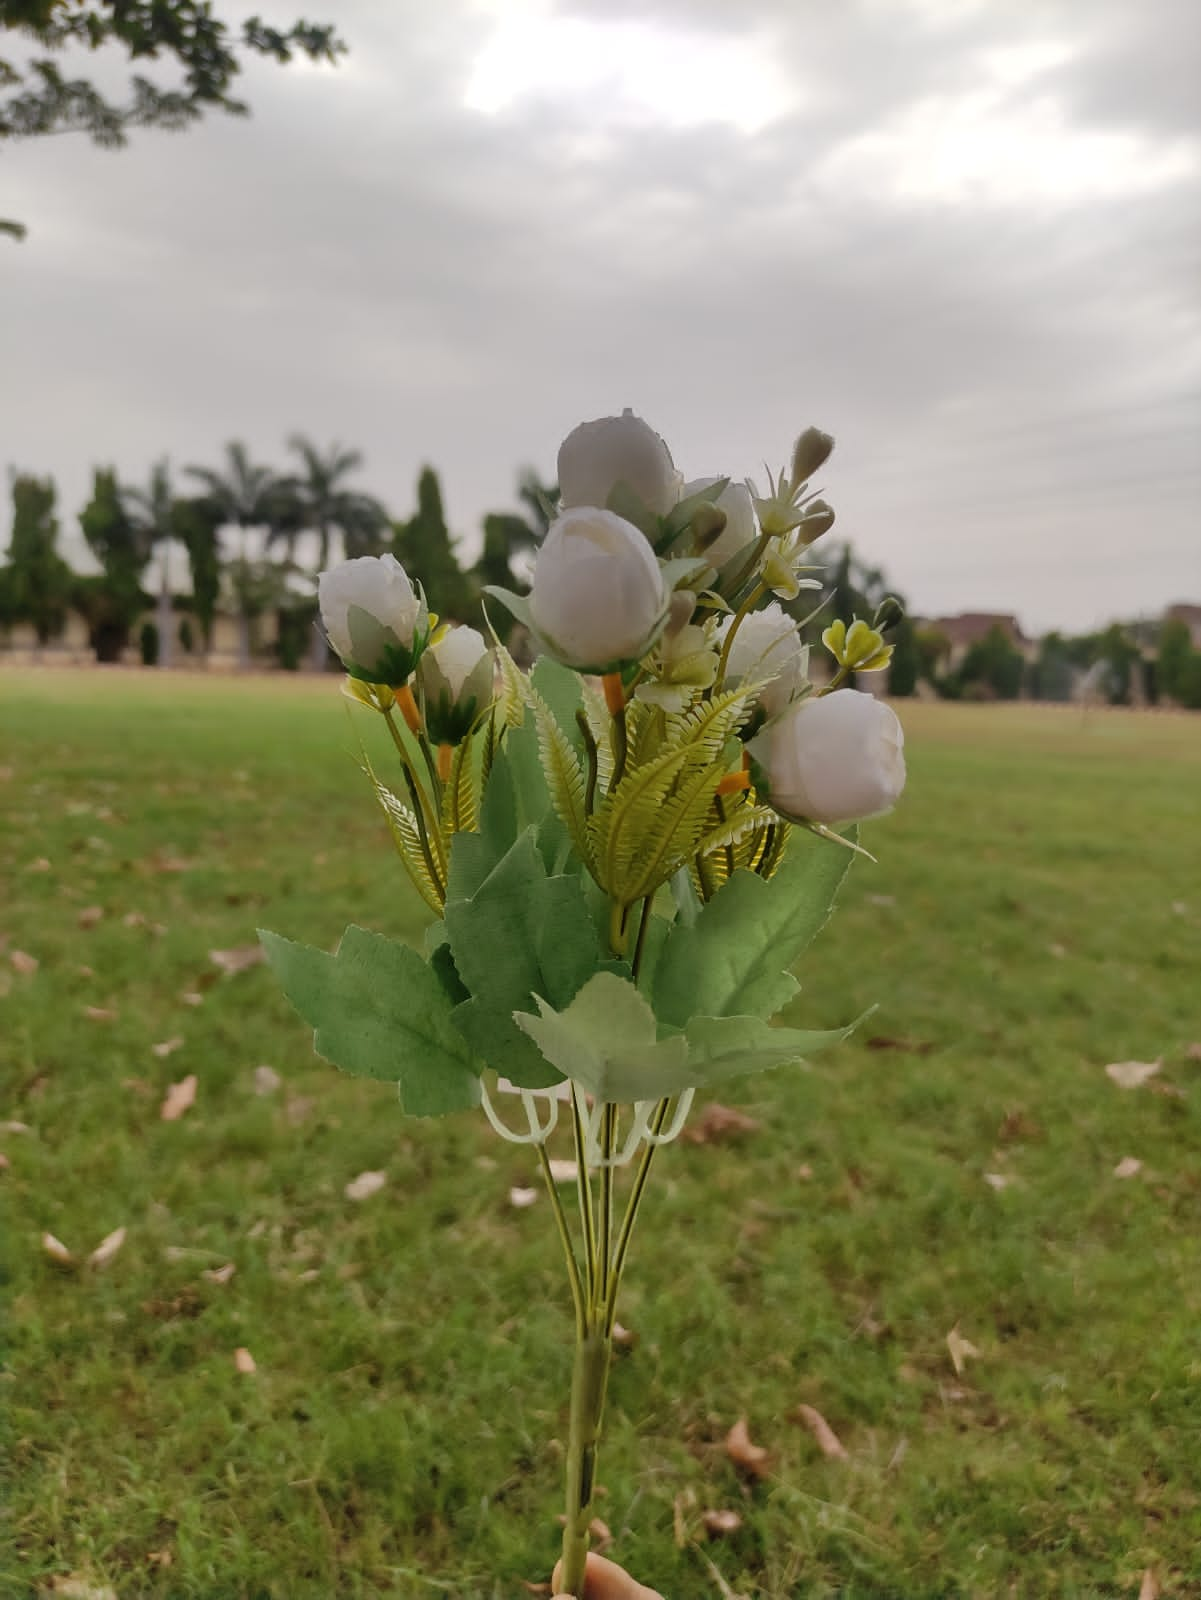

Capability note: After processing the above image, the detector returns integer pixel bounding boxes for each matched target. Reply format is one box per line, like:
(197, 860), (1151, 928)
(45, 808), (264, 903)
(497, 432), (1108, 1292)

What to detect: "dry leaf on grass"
(547, 1158), (578, 1183)
(344, 1169), (387, 1202)
(77, 906), (104, 929)
(1106, 1060), (1160, 1089)
(682, 1102), (761, 1143)
(84, 1006), (117, 1022)
(233, 1347), (256, 1374)
(253, 1064), (282, 1095)
(209, 944), (266, 977)
(45, 1576), (118, 1599)
(88, 1227), (126, 1269)
(10, 950), (39, 975)
(725, 1417), (772, 1480)
(160, 1075), (198, 1122)
(983, 1172), (1015, 1191)
(702, 1508), (743, 1537)
(2, 1120), (32, 1134)
(946, 1324), (980, 1377)
(0, 1153), (10, 1171)
(152, 1037), (184, 1059)
(27, 856), (51, 872)
(866, 1034), (935, 1055)
(1138, 1569), (1159, 1600)
(42, 1232), (75, 1265)
(793, 1403), (848, 1460)
(203, 1262), (236, 1285)
(508, 1186), (538, 1209)
(180, 991), (204, 1007)
(611, 1321), (637, 1349)
(1113, 1156), (1143, 1179)
(1186, 1042), (1201, 1062)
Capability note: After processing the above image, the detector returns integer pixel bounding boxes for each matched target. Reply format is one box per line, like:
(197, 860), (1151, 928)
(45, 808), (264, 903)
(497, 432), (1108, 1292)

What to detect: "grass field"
(2, 670), (1199, 1600)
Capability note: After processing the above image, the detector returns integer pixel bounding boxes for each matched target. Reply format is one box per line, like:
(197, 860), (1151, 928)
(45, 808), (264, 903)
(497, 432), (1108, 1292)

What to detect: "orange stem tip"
(716, 769), (752, 797)
(395, 682), (422, 735)
(602, 672), (626, 715)
(437, 742), (454, 782)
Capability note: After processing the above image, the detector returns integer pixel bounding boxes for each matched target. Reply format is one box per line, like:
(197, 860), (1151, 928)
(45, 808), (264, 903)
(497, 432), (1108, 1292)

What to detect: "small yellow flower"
(762, 531), (823, 602)
(822, 618), (893, 673)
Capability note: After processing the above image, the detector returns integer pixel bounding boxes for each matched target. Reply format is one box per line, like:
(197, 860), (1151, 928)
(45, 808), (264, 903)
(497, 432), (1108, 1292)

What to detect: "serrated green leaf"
(514, 972), (693, 1101)
(366, 760), (444, 914)
(683, 1012), (866, 1080)
(529, 683), (592, 868)
(652, 828), (856, 1029)
(259, 926), (481, 1116)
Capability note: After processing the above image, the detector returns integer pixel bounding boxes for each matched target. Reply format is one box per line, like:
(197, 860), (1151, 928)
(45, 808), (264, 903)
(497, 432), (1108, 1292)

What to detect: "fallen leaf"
(344, 1169), (387, 1202)
(76, 965), (95, 978)
(1114, 1156), (1143, 1179)
(180, 991), (204, 1007)
(682, 1102), (761, 1143)
(88, 1227), (126, 1268)
(508, 1186), (538, 1209)
(203, 1262), (237, 1285)
(152, 1037), (184, 1059)
(145, 1549), (173, 1569)
(998, 1109), (1041, 1143)
(84, 1006), (117, 1022)
(27, 856), (51, 873)
(42, 1232), (74, 1265)
(701, 1508), (743, 1537)
(793, 1403), (849, 1460)
(866, 1034), (935, 1055)
(122, 911), (146, 927)
(865, 892), (895, 907)
(547, 1158), (578, 1183)
(1047, 941), (1067, 959)
(153, 854), (194, 873)
(253, 1064), (282, 1096)
(611, 1321), (638, 1349)
(1170, 901), (1188, 916)
(1186, 1041), (1201, 1062)
(45, 1577), (118, 1600)
(1, 1120), (32, 1134)
(796, 1162), (814, 1180)
(1106, 1060), (1160, 1089)
(0, 1153), (10, 1171)
(725, 1417), (771, 1480)
(0, 764), (12, 779)
(160, 1074), (198, 1121)
(209, 944), (266, 977)
(983, 1172), (1014, 1191)
(10, 950), (39, 975)
(946, 1324), (980, 1377)
(77, 905), (104, 929)
(285, 1095), (314, 1126)
(233, 1346), (256, 1374)
(1139, 1569), (1159, 1600)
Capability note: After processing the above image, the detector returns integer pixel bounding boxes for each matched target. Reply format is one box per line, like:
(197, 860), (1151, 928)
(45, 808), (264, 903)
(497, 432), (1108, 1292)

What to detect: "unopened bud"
(666, 589), (696, 637)
(689, 503), (728, 551)
(791, 427), (834, 485)
(798, 498), (835, 542)
(872, 595), (904, 633)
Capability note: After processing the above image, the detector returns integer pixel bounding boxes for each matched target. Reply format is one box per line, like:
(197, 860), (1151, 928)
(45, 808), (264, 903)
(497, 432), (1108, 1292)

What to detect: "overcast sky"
(4, 0), (1199, 631)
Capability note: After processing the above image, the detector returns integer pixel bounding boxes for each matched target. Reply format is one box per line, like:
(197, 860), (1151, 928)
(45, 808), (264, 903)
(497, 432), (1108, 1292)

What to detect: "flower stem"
(559, 1326), (612, 1597)
(537, 1142), (586, 1337)
(605, 1098), (671, 1329)
(715, 578), (769, 688)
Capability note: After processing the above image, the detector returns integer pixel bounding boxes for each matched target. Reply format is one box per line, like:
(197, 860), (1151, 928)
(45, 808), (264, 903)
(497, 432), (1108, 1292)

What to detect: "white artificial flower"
(529, 507), (669, 671)
(318, 553), (427, 685)
(558, 409), (681, 519)
(718, 602), (809, 716)
(681, 476), (757, 569)
(419, 625), (494, 742)
(753, 688), (906, 825)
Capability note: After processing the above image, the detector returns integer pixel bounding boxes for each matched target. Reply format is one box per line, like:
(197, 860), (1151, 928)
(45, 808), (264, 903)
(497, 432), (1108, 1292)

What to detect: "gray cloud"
(3, 0), (1198, 630)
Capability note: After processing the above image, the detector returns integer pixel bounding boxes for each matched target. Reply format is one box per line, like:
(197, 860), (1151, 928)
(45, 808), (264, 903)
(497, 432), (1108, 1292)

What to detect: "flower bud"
(318, 553), (428, 685)
(418, 624), (494, 744)
(752, 688), (906, 825)
(790, 426), (834, 485)
(797, 498), (835, 543)
(558, 410), (680, 519)
(529, 507), (669, 671)
(872, 595), (905, 633)
(682, 477), (756, 567)
(717, 602), (808, 717)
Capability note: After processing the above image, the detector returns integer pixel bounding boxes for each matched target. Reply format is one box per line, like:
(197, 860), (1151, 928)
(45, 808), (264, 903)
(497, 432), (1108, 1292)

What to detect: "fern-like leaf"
(529, 685), (592, 866)
(493, 640), (529, 730)
(439, 730), (480, 839)
(367, 766), (445, 914)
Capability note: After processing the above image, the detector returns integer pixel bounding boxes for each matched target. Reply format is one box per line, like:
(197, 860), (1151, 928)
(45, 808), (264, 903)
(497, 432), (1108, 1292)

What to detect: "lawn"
(2, 670), (1199, 1599)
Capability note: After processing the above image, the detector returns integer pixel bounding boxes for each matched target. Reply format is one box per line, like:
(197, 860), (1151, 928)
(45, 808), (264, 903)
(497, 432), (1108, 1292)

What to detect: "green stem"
(537, 1142), (586, 1338)
(597, 1102), (615, 1318)
(821, 663), (852, 694)
(559, 1327), (612, 1597)
(570, 1086), (598, 1303)
(605, 1097), (671, 1329)
(716, 578), (769, 688)
(724, 531), (771, 601)
(608, 703), (629, 793)
(383, 709), (446, 901)
(575, 709), (599, 815)
(630, 895), (653, 985)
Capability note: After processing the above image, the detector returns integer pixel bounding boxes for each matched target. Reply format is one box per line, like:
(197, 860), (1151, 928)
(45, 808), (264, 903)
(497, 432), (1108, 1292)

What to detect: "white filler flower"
(755, 688), (906, 824)
(529, 507), (669, 670)
(718, 602), (808, 717)
(558, 409), (681, 519)
(318, 554), (426, 684)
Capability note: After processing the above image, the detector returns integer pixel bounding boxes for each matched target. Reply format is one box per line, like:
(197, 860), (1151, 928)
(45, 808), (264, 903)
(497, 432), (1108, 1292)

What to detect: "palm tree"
(185, 442), (284, 669)
(282, 435), (388, 668)
(122, 459), (177, 668)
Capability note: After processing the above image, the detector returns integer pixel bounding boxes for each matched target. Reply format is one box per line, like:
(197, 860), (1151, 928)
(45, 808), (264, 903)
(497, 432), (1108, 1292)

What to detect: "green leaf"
(259, 926), (482, 1116)
(482, 584), (536, 635)
(683, 1012), (866, 1081)
(530, 656), (586, 750)
(514, 972), (693, 1102)
(529, 681), (591, 868)
(652, 828), (856, 1029)
(444, 829), (608, 1088)
(445, 711), (551, 901)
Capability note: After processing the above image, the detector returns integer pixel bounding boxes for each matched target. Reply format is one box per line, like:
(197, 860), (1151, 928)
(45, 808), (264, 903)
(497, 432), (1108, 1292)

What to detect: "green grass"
(2, 672), (1199, 1599)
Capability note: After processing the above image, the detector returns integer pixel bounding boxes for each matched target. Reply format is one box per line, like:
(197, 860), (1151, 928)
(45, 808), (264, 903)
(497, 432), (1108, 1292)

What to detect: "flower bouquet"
(261, 410), (906, 1594)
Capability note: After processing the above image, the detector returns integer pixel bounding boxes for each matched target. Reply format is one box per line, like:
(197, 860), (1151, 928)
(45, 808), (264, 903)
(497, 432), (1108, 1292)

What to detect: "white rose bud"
(754, 688), (906, 825)
(718, 602), (808, 717)
(682, 476), (757, 568)
(529, 507), (669, 671)
(558, 409), (681, 519)
(318, 553), (428, 685)
(419, 625), (494, 743)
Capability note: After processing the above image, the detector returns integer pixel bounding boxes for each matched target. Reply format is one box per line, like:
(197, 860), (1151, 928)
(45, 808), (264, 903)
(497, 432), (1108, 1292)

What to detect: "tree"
(186, 441), (284, 668)
(77, 466), (148, 660)
(1096, 623), (1140, 706)
(391, 464), (473, 626)
(172, 495), (223, 656)
(3, 472), (71, 649)
(121, 458), (178, 667)
(1158, 619), (1194, 704)
(1027, 631), (1077, 703)
(887, 618), (920, 697)
(283, 434), (388, 668)
(955, 624), (1025, 700)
